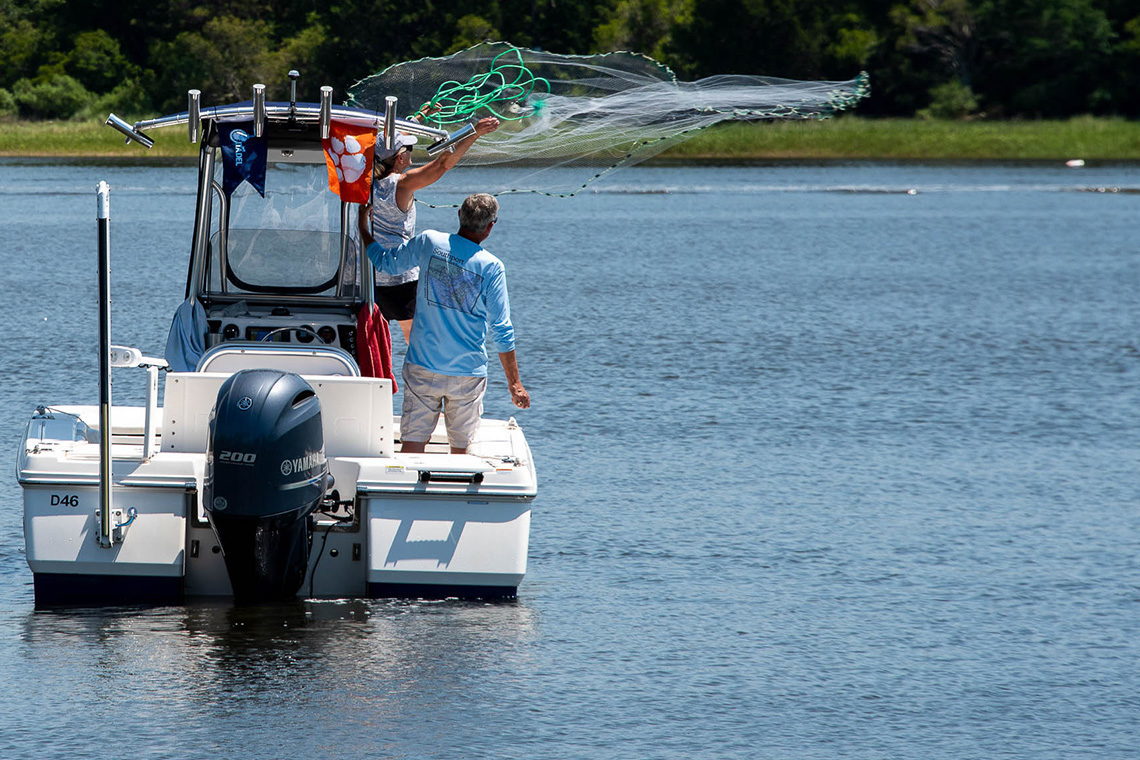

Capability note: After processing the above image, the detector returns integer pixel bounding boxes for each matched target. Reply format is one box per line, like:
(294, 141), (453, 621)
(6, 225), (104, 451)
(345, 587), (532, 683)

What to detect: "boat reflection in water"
(20, 598), (538, 743)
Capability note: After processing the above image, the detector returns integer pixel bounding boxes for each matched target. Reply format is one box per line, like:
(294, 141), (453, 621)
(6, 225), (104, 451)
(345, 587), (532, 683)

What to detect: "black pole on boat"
(97, 181), (113, 546)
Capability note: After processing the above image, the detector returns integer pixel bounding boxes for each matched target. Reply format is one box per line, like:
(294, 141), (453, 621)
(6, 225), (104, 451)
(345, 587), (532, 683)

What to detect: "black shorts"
(375, 280), (417, 321)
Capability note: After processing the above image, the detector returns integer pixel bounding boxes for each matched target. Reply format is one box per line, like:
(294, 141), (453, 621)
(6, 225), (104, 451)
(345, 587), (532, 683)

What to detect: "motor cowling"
(204, 369), (330, 601)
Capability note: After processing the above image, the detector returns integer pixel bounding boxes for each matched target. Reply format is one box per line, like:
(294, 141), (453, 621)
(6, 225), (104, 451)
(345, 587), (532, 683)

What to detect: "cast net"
(349, 42), (869, 198)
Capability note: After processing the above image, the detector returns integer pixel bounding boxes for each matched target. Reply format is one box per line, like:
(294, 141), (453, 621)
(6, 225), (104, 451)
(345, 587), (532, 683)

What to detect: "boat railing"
(106, 72), (453, 151)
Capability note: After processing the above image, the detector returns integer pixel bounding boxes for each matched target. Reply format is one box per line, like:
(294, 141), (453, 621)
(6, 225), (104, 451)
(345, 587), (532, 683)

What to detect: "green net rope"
(414, 47), (550, 124)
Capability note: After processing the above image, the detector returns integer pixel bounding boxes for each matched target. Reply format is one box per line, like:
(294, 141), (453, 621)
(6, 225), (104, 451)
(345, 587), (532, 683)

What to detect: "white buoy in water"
(1065, 159), (1085, 167)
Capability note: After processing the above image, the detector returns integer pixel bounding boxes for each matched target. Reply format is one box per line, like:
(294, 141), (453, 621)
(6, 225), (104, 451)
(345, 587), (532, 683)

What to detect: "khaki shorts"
(400, 362), (487, 448)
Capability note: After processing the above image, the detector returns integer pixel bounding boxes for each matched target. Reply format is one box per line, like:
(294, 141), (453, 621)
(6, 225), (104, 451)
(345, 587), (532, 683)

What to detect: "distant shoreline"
(2, 117), (1138, 161)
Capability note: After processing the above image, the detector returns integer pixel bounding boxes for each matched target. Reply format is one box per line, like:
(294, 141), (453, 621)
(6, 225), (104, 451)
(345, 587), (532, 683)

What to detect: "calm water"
(0, 159), (1137, 759)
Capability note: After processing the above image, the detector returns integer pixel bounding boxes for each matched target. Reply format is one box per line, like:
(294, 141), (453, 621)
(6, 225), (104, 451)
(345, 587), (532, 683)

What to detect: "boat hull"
(32, 573), (182, 608)
(20, 398), (535, 606)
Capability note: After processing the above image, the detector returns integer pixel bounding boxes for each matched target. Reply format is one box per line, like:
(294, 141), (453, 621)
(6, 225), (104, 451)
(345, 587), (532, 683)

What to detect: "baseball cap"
(375, 133), (418, 161)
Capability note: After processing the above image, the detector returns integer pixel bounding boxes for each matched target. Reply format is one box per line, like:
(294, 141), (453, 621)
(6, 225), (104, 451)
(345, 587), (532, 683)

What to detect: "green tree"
(974, 0), (1114, 116)
(826, 12), (880, 72)
(916, 78), (978, 118)
(271, 24), (330, 86)
(1108, 14), (1140, 116)
(310, 0), (453, 94)
(11, 73), (93, 118)
(0, 87), (17, 119)
(0, 0), (64, 88)
(449, 13), (500, 52)
(498, 0), (608, 53)
(593, 0), (689, 62)
(891, 0), (977, 86)
(668, 0), (831, 79)
(66, 29), (133, 92)
(79, 76), (154, 120)
(150, 15), (284, 110)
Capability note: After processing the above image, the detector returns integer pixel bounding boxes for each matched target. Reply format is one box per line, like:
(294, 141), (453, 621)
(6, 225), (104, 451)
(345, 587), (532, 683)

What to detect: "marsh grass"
(0, 119), (199, 158)
(664, 116), (1140, 160)
(2, 116), (1138, 160)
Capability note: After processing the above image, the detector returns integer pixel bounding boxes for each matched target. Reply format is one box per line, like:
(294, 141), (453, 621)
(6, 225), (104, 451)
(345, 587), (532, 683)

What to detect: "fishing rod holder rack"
(105, 72), (451, 149)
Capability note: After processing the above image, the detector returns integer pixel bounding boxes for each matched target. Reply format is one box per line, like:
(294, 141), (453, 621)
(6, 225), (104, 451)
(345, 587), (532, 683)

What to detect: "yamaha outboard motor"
(204, 369), (330, 601)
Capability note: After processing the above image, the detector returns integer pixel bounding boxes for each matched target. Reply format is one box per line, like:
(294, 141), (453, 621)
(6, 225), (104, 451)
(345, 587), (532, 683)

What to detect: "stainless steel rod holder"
(133, 105), (447, 141)
(320, 86), (333, 140)
(383, 96), (398, 150)
(187, 90), (201, 143)
(105, 113), (154, 149)
(253, 84), (266, 136)
(426, 122), (477, 157)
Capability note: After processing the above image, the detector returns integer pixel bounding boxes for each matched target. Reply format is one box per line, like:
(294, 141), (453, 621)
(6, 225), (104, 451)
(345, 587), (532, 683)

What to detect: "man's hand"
(411, 102), (442, 123)
(498, 351), (528, 409)
(509, 382), (531, 409)
(473, 117), (501, 136)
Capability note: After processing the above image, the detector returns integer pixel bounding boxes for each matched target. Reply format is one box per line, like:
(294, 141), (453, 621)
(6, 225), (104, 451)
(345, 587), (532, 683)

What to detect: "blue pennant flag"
(220, 121), (267, 197)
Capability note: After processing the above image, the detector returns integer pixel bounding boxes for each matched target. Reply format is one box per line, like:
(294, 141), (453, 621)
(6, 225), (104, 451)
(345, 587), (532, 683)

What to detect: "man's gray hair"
(459, 193), (499, 233)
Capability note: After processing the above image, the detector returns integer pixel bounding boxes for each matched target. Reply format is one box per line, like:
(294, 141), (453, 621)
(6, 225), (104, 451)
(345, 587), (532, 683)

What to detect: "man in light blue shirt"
(360, 193), (530, 454)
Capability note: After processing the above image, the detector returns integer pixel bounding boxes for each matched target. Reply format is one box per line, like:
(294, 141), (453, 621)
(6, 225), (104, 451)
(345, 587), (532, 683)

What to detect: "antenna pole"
(96, 181), (114, 547)
(289, 70), (300, 121)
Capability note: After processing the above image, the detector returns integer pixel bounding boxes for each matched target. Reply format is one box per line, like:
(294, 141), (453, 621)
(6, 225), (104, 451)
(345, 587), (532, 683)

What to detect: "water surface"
(0, 160), (1137, 759)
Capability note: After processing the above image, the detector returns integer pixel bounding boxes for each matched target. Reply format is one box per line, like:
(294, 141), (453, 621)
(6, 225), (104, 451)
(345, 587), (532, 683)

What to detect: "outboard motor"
(204, 369), (330, 601)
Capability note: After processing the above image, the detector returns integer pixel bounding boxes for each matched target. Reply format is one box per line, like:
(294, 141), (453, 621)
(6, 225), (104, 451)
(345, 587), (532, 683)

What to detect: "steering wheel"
(258, 326), (327, 344)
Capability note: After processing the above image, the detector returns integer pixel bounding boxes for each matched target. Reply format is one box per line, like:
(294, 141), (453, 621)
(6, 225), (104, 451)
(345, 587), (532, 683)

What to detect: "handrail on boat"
(107, 102), (449, 148)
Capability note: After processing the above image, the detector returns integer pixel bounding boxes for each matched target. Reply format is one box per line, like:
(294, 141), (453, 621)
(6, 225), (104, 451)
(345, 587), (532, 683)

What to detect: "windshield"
(206, 162), (359, 297)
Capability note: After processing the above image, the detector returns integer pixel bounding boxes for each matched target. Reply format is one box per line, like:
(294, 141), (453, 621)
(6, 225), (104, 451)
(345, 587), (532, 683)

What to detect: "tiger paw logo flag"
(323, 121), (375, 203)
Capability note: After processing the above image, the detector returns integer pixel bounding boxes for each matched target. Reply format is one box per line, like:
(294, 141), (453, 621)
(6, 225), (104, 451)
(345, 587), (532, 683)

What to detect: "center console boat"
(18, 74), (537, 606)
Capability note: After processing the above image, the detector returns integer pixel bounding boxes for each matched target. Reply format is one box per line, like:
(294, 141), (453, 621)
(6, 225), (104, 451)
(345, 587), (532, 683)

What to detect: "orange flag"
(323, 121), (376, 203)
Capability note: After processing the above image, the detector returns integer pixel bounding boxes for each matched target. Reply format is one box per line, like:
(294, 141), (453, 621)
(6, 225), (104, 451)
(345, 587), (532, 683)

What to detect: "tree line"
(1, 0), (1137, 121)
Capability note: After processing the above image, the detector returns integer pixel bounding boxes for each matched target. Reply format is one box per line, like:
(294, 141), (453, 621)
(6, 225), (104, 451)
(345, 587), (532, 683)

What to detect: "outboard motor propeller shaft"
(204, 369), (329, 601)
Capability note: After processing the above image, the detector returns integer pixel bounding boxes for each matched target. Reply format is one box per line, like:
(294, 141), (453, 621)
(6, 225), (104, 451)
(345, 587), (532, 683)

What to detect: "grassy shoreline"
(2, 116), (1138, 161)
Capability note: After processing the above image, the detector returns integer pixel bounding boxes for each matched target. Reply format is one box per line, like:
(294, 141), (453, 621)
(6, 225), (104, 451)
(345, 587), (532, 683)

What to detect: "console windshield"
(205, 162), (358, 297)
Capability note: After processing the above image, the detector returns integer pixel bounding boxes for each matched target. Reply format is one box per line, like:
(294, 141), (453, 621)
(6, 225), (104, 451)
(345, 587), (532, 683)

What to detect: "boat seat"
(196, 343), (360, 376)
(163, 372), (394, 457)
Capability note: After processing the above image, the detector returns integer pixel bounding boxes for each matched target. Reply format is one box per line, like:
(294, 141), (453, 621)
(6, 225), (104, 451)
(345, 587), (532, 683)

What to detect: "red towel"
(356, 303), (397, 393)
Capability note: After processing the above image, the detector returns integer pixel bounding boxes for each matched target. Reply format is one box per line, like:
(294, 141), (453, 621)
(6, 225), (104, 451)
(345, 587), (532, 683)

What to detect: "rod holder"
(105, 113), (154, 149)
(383, 96), (398, 150)
(253, 84), (266, 137)
(426, 122), (476, 157)
(320, 86), (333, 140)
(187, 90), (201, 143)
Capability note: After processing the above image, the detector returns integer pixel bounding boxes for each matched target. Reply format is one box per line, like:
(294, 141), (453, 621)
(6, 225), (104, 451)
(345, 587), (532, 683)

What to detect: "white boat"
(18, 76), (537, 606)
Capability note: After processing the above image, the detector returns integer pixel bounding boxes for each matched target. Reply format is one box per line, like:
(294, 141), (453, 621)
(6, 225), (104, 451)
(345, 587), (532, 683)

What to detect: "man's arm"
(498, 350), (530, 409)
(483, 265), (528, 408)
(358, 204), (421, 275)
(398, 117), (500, 197)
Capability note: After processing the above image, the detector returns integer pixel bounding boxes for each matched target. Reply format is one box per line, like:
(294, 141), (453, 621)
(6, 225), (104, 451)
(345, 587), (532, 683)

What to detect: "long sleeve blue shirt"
(367, 229), (515, 377)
